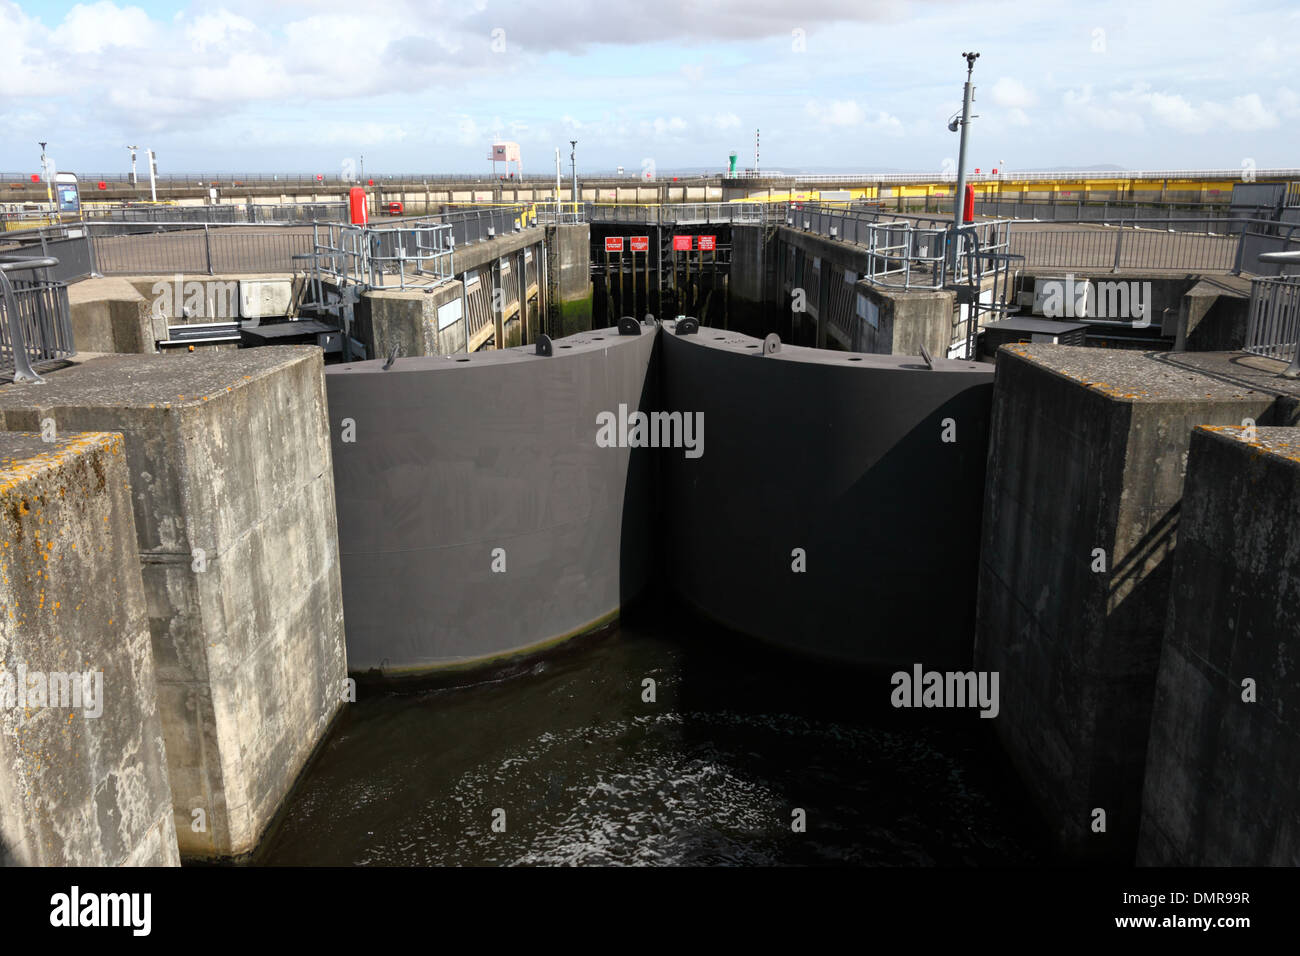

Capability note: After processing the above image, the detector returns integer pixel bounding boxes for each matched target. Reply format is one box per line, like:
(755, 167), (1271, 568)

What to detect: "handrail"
(0, 254), (65, 383)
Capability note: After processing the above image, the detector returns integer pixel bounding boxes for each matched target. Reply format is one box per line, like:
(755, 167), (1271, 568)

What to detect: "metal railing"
(0, 255), (75, 383)
(0, 227), (98, 282)
(88, 222), (314, 275)
(535, 201), (769, 226)
(953, 198), (1235, 227)
(82, 204), (532, 277)
(309, 221), (456, 291)
(1005, 223), (1239, 273)
(82, 202), (348, 224)
(1245, 275), (1300, 369)
(774, 210), (1298, 278)
(765, 168), (1300, 184)
(777, 201), (1012, 291)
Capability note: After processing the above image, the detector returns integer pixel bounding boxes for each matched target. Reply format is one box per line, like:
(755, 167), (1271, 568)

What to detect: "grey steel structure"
(0, 254), (75, 382)
(327, 321), (994, 675)
(326, 325), (657, 674)
(659, 321), (993, 667)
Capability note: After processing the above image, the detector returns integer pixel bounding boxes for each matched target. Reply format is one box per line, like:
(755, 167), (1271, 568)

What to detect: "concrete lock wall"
(0, 432), (178, 866)
(973, 345), (1283, 862)
(67, 275), (302, 355)
(1139, 426), (1300, 865)
(0, 349), (347, 859)
(326, 326), (657, 675)
(659, 322), (994, 667)
(551, 223), (592, 335)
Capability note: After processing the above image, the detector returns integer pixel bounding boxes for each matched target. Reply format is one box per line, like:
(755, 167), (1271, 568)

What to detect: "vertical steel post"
(950, 52), (978, 274)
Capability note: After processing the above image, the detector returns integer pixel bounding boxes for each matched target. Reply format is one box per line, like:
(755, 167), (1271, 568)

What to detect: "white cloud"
(1112, 86), (1279, 133)
(51, 1), (155, 54)
(1062, 86), (1145, 134)
(808, 99), (865, 126)
(990, 77), (1037, 109)
(805, 100), (903, 136)
(183, 9), (257, 53)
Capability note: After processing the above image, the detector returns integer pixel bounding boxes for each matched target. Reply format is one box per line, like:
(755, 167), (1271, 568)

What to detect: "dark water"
(254, 601), (1051, 866)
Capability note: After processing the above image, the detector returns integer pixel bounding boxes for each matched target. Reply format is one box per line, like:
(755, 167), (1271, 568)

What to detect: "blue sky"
(1, 0), (1297, 176)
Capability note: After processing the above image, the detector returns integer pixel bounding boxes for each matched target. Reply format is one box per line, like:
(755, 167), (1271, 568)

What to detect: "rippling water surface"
(254, 602), (1050, 866)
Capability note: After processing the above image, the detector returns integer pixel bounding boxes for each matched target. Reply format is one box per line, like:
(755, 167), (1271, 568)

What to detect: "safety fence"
(71, 204), (533, 277)
(82, 202), (348, 224)
(537, 201), (769, 226)
(1245, 275), (1300, 368)
(0, 228), (97, 283)
(777, 201), (1012, 291)
(0, 254), (75, 382)
(960, 199), (1235, 227)
(307, 221), (456, 291)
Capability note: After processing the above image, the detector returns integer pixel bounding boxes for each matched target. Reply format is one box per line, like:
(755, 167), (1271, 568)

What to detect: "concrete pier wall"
(1139, 425), (1300, 865)
(659, 322), (994, 666)
(973, 345), (1286, 861)
(769, 226), (956, 356)
(550, 224), (592, 335)
(326, 325), (657, 675)
(0, 350), (347, 859)
(728, 224), (770, 336)
(0, 432), (178, 866)
(357, 233), (545, 359)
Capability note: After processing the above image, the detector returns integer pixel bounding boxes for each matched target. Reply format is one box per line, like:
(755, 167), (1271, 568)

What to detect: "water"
(253, 599), (1051, 866)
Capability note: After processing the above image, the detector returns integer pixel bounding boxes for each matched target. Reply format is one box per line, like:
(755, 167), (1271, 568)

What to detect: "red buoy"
(963, 184), (975, 223)
(349, 186), (368, 225)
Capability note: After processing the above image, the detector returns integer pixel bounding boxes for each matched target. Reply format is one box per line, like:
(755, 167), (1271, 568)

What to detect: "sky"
(1, 0), (1297, 176)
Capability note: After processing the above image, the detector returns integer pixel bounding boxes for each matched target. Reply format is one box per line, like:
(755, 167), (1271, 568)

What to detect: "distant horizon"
(14, 161), (1283, 179)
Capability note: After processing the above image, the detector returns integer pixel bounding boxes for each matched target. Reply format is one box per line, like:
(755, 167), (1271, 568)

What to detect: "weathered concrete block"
(0, 432), (178, 866)
(360, 281), (462, 359)
(974, 345), (1281, 861)
(856, 281), (955, 356)
(1139, 426), (1300, 865)
(0, 349), (347, 858)
(67, 278), (159, 354)
(1173, 278), (1251, 352)
(238, 279), (293, 319)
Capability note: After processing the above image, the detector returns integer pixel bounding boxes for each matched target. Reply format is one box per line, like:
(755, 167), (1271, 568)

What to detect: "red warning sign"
(672, 235), (692, 251)
(605, 237), (624, 252)
(698, 235), (717, 252)
(630, 236), (649, 252)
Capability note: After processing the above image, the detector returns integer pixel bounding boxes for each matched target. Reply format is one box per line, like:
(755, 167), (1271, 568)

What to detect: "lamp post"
(38, 141), (53, 212)
(949, 51), (979, 275)
(569, 140), (578, 217)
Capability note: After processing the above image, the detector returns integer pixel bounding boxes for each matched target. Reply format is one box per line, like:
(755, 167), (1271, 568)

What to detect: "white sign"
(437, 297), (464, 330)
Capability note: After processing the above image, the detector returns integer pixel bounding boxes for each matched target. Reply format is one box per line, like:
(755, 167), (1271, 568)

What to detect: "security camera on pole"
(949, 51), (979, 275)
